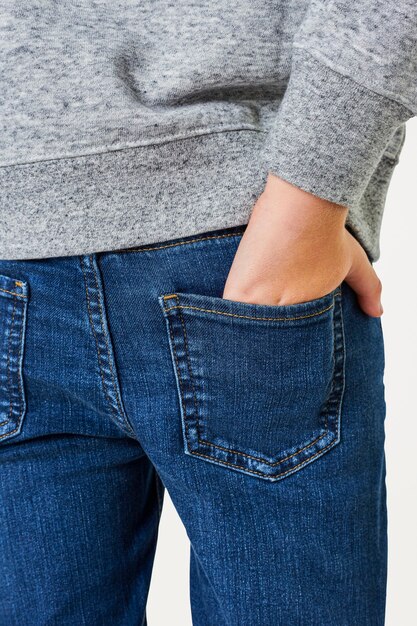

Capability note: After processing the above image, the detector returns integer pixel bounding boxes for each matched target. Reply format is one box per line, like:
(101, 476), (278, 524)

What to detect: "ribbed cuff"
(262, 51), (412, 208)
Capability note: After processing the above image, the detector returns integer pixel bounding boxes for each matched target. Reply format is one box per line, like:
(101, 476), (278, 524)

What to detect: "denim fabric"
(0, 226), (387, 625)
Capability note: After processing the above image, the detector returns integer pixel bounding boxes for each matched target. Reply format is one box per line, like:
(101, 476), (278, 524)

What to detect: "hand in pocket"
(223, 174), (383, 316)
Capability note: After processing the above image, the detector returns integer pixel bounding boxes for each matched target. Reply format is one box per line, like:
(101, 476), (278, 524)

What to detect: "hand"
(222, 174), (383, 317)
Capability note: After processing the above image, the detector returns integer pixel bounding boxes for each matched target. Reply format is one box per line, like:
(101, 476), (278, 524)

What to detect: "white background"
(147, 119), (417, 625)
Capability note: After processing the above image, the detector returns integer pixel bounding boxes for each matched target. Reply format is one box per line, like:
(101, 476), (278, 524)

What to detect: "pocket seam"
(163, 298), (335, 322)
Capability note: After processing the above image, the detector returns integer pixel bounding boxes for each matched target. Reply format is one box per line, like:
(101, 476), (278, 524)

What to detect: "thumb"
(344, 236), (383, 317)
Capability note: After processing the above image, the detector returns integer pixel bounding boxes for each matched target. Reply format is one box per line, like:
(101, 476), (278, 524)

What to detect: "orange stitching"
(177, 301), (204, 441)
(0, 423), (19, 440)
(165, 285), (345, 477)
(0, 287), (27, 298)
(166, 301), (193, 444)
(1, 295), (26, 432)
(189, 436), (339, 479)
(6, 296), (17, 422)
(117, 231), (245, 254)
(198, 432), (328, 466)
(164, 302), (334, 322)
(334, 295), (345, 441)
(166, 289), (345, 474)
(177, 297), (330, 466)
(14, 281), (24, 287)
(15, 296), (25, 422)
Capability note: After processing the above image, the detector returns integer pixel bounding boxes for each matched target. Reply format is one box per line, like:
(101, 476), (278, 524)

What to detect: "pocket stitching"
(0, 287), (28, 440)
(176, 298), (330, 466)
(0, 287), (28, 299)
(163, 288), (345, 479)
(163, 299), (335, 323)
(5, 295), (18, 426)
(189, 437), (341, 480)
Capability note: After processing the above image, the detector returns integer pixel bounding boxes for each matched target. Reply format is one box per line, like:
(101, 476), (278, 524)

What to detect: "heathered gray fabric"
(1, 1), (416, 260)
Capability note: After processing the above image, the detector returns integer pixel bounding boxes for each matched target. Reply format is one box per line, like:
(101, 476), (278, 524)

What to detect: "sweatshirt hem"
(0, 130), (268, 260)
(0, 125), (265, 169)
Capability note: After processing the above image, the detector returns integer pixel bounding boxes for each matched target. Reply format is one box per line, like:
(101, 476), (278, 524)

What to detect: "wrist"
(258, 173), (348, 233)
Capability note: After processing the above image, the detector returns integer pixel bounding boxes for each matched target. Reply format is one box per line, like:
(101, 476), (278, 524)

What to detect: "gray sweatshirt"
(1, 1), (416, 260)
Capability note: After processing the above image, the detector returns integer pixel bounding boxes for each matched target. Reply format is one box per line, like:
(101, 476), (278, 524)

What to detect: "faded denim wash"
(0, 226), (387, 625)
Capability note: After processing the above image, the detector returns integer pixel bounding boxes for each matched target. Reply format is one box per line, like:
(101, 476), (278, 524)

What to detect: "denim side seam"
(161, 288), (346, 481)
(79, 255), (136, 438)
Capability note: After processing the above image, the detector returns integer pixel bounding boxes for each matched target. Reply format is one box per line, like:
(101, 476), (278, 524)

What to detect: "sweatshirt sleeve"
(263, 1), (417, 209)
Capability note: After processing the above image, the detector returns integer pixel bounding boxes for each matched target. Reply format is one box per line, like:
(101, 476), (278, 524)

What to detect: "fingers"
(345, 236), (383, 317)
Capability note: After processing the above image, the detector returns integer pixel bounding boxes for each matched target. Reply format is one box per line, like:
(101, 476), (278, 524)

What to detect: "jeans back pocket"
(0, 274), (29, 443)
(160, 287), (345, 481)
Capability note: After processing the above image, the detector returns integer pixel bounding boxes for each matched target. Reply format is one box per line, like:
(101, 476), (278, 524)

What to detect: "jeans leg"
(0, 256), (163, 626)
(0, 434), (162, 626)
(97, 228), (387, 625)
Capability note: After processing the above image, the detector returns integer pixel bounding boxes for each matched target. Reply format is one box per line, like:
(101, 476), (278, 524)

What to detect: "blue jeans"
(0, 226), (387, 625)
